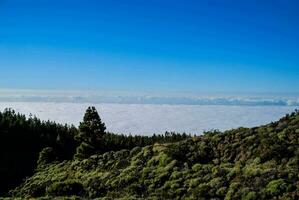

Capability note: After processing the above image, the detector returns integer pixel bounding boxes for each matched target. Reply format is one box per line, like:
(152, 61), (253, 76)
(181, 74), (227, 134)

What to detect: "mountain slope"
(10, 111), (299, 199)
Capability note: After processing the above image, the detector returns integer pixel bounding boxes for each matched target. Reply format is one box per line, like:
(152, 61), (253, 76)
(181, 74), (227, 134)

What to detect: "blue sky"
(0, 0), (298, 94)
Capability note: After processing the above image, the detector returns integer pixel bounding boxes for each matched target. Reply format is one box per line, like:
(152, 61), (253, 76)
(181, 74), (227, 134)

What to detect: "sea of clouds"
(0, 89), (298, 135)
(1, 89), (299, 106)
(0, 102), (297, 135)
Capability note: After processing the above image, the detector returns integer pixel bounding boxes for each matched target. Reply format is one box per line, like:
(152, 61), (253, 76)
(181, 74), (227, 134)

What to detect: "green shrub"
(193, 183), (211, 197)
(242, 191), (257, 200)
(216, 187), (227, 196)
(37, 147), (57, 166)
(46, 180), (85, 197)
(265, 179), (288, 197)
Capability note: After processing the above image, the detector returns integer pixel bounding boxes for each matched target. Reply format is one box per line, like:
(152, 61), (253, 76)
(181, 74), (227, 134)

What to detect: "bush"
(46, 180), (85, 197)
(37, 147), (56, 166)
(242, 191), (257, 200)
(193, 183), (211, 198)
(265, 179), (288, 197)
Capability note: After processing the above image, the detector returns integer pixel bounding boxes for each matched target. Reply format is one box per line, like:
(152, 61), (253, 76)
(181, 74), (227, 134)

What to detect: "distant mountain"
(8, 110), (299, 199)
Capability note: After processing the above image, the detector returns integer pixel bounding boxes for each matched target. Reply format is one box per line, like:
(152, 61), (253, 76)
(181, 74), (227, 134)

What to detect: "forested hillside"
(1, 108), (299, 199)
(0, 107), (190, 196)
(0, 107), (299, 199)
(0, 109), (77, 195)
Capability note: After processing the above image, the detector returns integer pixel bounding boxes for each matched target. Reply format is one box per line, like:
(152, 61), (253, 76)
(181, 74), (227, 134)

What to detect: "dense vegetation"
(0, 109), (77, 195)
(0, 107), (190, 196)
(1, 107), (299, 199)
(8, 109), (298, 200)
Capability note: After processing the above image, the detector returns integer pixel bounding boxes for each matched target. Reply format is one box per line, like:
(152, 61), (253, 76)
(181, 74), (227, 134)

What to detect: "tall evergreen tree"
(75, 107), (106, 159)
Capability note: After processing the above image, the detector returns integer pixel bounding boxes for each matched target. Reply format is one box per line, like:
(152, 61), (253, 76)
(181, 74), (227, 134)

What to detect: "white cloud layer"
(0, 102), (297, 135)
(0, 89), (299, 106)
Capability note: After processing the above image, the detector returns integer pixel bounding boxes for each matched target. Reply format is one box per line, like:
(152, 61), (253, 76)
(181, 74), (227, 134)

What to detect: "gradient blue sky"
(0, 0), (298, 94)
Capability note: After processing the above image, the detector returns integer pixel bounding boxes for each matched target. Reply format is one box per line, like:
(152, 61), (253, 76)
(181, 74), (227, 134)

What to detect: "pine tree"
(74, 106), (106, 159)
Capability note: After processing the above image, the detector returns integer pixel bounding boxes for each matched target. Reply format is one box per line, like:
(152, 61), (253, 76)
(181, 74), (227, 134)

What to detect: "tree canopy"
(0, 107), (190, 196)
(10, 110), (299, 199)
